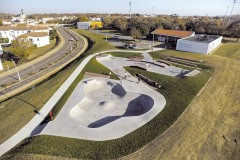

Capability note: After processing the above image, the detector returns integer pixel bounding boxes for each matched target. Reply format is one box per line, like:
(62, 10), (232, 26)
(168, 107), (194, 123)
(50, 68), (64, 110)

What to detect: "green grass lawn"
(28, 39), (57, 60)
(75, 29), (115, 52)
(106, 51), (143, 58)
(2, 48), (214, 159)
(213, 43), (240, 60)
(1, 60), (15, 71)
(0, 29), (114, 146)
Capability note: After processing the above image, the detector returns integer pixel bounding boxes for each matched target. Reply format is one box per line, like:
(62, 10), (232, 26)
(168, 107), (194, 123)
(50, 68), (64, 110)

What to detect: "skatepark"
(40, 50), (201, 140)
(41, 77), (166, 140)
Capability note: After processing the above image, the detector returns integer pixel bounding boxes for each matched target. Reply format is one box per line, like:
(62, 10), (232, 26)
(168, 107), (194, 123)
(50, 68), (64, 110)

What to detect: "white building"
(0, 59), (3, 71)
(176, 35), (222, 54)
(12, 9), (26, 24)
(77, 22), (91, 30)
(0, 45), (3, 55)
(0, 45), (3, 71)
(0, 26), (49, 44)
(20, 32), (50, 47)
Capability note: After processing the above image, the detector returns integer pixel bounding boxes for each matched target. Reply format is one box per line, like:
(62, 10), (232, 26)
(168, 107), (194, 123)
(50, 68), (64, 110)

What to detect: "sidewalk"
(0, 51), (97, 157)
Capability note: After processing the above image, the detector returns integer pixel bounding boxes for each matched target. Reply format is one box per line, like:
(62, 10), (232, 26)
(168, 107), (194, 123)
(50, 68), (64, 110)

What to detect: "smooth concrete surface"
(41, 77), (166, 141)
(96, 54), (189, 77)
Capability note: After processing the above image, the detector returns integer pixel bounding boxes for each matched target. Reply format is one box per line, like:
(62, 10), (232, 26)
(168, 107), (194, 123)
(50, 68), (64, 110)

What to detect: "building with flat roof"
(77, 22), (103, 30)
(176, 35), (222, 54)
(152, 29), (195, 43)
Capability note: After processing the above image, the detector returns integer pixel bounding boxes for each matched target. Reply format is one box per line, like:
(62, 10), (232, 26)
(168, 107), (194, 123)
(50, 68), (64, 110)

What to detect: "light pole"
(68, 38), (73, 52)
(7, 65), (10, 74)
(229, 0), (237, 23)
(152, 33), (155, 46)
(106, 30), (108, 42)
(11, 59), (21, 81)
(32, 65), (35, 74)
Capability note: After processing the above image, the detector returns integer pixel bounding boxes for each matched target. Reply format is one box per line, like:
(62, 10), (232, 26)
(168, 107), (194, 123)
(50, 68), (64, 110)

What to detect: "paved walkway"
(0, 38), (92, 157)
(0, 48), (193, 156)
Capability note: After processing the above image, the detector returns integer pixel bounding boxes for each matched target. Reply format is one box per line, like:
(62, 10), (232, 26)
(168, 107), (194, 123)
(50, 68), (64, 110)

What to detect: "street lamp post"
(11, 59), (21, 81)
(152, 33), (155, 46)
(106, 31), (108, 42)
(229, 0), (237, 23)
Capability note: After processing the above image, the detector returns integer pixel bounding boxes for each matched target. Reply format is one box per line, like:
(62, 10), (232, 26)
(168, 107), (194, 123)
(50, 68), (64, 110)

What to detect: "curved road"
(0, 26), (86, 101)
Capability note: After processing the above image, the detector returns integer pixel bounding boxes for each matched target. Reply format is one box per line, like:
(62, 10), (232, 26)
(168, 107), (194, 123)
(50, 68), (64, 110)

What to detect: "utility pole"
(229, 0), (237, 23)
(129, 1), (132, 19)
(32, 65), (35, 74)
(11, 59), (21, 81)
(152, 7), (155, 16)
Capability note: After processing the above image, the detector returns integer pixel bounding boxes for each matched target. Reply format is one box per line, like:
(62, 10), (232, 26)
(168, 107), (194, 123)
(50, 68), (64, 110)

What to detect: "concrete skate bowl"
(70, 79), (154, 129)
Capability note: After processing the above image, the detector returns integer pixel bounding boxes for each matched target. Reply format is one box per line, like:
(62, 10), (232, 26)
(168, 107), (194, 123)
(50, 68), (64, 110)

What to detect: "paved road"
(0, 26), (85, 100)
(0, 30), (90, 157)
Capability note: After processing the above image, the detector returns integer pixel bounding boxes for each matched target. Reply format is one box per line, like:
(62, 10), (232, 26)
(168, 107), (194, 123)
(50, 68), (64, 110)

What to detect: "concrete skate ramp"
(88, 95), (154, 128)
(70, 79), (154, 128)
(42, 77), (166, 141)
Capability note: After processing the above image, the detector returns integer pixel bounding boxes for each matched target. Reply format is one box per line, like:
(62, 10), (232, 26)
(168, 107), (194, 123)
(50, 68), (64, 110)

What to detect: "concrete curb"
(0, 30), (88, 102)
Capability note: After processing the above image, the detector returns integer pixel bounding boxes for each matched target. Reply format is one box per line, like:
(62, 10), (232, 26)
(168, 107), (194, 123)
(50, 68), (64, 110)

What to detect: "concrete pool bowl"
(70, 79), (155, 128)
(42, 77), (166, 141)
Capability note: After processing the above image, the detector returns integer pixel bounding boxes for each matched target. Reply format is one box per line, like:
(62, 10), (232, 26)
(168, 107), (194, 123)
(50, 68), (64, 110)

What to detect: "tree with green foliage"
(8, 38), (35, 59)
(78, 15), (89, 22)
(0, 19), (3, 26)
(130, 27), (142, 40)
(102, 17), (113, 28)
(114, 18), (128, 32)
(49, 29), (58, 40)
(226, 21), (240, 41)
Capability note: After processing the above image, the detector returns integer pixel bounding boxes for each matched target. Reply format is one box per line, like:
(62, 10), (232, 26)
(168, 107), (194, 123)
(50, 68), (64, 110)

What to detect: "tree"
(130, 27), (142, 40)
(0, 19), (3, 26)
(78, 15), (89, 22)
(49, 29), (58, 40)
(114, 18), (128, 32)
(102, 17), (113, 28)
(226, 21), (240, 41)
(8, 38), (35, 59)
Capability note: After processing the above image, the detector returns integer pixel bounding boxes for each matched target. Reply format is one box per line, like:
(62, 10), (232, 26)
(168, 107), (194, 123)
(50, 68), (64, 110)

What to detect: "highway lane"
(0, 26), (86, 98)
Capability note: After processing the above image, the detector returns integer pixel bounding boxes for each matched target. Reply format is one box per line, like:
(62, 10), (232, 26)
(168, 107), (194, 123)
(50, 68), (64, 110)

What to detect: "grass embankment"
(28, 39), (57, 60)
(2, 49), (214, 159)
(121, 47), (240, 160)
(214, 43), (240, 60)
(0, 29), (113, 145)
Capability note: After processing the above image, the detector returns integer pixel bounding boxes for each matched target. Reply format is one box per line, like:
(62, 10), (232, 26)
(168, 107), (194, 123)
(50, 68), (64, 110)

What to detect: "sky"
(0, 0), (239, 16)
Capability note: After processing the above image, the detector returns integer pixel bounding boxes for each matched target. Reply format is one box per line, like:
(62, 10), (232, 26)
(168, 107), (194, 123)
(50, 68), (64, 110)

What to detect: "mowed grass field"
(1, 49), (213, 159)
(213, 43), (240, 60)
(28, 39), (57, 60)
(121, 47), (240, 159)
(0, 29), (114, 145)
(106, 51), (143, 58)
